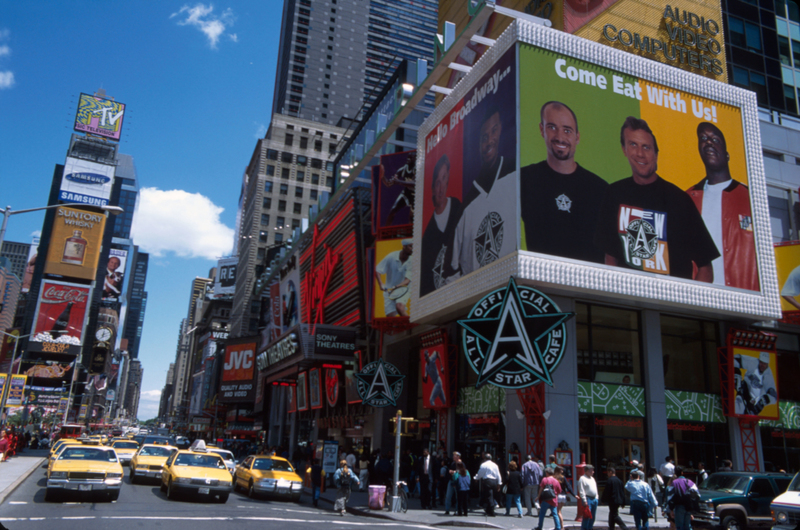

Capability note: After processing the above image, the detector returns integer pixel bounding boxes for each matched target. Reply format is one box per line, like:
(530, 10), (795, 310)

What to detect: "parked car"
(770, 471), (800, 530)
(693, 471), (791, 530)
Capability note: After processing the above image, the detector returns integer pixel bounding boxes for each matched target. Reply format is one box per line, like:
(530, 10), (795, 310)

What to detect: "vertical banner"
(775, 242), (800, 324)
(309, 368), (322, 410)
(421, 344), (450, 409)
(373, 238), (413, 319)
(287, 385), (296, 414)
(325, 368), (339, 407)
(297, 371), (308, 411)
(0, 374), (7, 403)
(270, 282), (282, 341)
(78, 404), (87, 421)
(377, 150), (416, 230)
(57, 397), (69, 416)
(6, 375), (27, 406)
(44, 205), (107, 278)
(102, 248), (128, 300)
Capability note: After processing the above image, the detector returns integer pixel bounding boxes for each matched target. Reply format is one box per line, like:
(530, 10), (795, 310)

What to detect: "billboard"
(102, 248), (128, 300)
(374, 238), (414, 319)
(413, 21), (777, 322)
(219, 342), (256, 403)
(22, 360), (74, 381)
(60, 156), (115, 208)
(30, 280), (91, 356)
(74, 93), (126, 141)
(377, 150), (416, 230)
(26, 386), (66, 411)
(420, 344), (450, 409)
(775, 242), (800, 324)
(22, 236), (39, 293)
(44, 205), (107, 280)
(280, 266), (301, 333)
(214, 257), (237, 296)
(6, 375), (27, 406)
(729, 347), (779, 420)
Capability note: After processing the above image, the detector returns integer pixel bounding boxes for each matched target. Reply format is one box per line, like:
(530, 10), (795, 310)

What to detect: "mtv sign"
(223, 342), (255, 382)
(74, 93), (126, 141)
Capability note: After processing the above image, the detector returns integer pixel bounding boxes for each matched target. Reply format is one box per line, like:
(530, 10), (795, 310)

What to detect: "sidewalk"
(306, 483), (674, 529)
(0, 448), (48, 505)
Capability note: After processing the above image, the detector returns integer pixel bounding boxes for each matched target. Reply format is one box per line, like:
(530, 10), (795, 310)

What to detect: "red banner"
(421, 344), (450, 409)
(33, 281), (91, 342)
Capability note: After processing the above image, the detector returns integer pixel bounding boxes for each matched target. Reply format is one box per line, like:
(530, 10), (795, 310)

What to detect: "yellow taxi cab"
(109, 439), (139, 466)
(129, 444), (177, 483)
(47, 439), (82, 470)
(45, 437), (123, 502)
(233, 455), (303, 502)
(159, 440), (232, 503)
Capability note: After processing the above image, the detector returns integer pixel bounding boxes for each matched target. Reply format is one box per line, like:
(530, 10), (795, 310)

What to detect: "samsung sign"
(65, 172), (112, 185)
(60, 156), (115, 207)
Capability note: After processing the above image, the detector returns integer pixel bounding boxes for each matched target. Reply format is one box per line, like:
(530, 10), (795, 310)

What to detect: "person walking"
(626, 470), (659, 530)
(454, 461), (471, 516)
(535, 467), (562, 530)
(475, 452), (502, 516)
(307, 458), (325, 507)
(646, 467), (664, 522)
(417, 449), (433, 509)
(505, 460), (524, 517)
(444, 451), (462, 515)
(333, 459), (360, 516)
(667, 466), (699, 530)
(554, 466), (573, 528)
(522, 454), (543, 516)
(358, 453), (370, 491)
(579, 464), (599, 530)
(602, 466), (629, 530)
(0, 430), (8, 463)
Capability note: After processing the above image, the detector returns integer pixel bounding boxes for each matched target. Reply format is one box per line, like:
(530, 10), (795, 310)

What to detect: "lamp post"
(0, 203), (124, 255)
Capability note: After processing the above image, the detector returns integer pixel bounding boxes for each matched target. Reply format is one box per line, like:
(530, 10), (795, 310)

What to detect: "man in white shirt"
(659, 456), (675, 483)
(475, 452), (502, 516)
(375, 239), (413, 317)
(578, 465), (599, 530)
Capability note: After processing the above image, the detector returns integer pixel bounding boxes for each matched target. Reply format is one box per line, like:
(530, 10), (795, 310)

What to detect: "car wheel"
(218, 493), (229, 503)
(722, 515), (744, 530)
(108, 491), (120, 502)
(44, 489), (59, 502)
(248, 481), (256, 499)
(167, 479), (176, 500)
(130, 469), (138, 484)
(160, 479), (167, 492)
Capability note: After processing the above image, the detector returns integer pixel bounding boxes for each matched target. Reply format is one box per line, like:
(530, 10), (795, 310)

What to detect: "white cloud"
(254, 122), (267, 139)
(0, 45), (10, 58)
(131, 187), (234, 260)
(171, 4), (236, 49)
(140, 389), (162, 400)
(0, 72), (14, 89)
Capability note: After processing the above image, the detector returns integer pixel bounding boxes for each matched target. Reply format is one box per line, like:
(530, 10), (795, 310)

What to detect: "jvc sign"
(223, 343), (255, 382)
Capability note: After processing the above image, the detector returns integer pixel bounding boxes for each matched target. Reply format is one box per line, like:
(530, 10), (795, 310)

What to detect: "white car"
(208, 448), (236, 474)
(771, 472), (800, 530)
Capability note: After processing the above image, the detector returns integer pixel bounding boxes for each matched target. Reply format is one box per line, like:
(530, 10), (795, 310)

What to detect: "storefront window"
(661, 315), (719, 394)
(576, 303), (642, 385)
(667, 421), (731, 479)
(761, 425), (800, 473)
(579, 413), (646, 482)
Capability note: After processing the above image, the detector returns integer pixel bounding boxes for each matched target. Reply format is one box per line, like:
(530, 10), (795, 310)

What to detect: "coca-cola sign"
(30, 280), (91, 360)
(40, 285), (89, 305)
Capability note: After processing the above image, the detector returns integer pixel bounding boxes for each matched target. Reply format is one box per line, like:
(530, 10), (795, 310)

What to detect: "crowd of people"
(0, 427), (41, 462)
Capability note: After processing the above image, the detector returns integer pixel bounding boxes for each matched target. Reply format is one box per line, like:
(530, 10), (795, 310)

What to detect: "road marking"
(0, 515), (435, 528)
(8, 501), (27, 504)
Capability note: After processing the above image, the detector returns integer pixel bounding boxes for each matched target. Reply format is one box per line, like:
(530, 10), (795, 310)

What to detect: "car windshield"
(174, 453), (226, 469)
(140, 446), (174, 457)
(788, 474), (800, 492)
(703, 475), (750, 494)
(253, 458), (294, 472)
(62, 448), (117, 462)
(113, 442), (139, 449)
(210, 450), (234, 461)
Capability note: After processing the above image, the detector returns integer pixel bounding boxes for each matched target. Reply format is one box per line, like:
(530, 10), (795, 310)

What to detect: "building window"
(266, 165), (275, 176)
(280, 183), (289, 195)
(768, 185), (793, 243)
(262, 197), (272, 209)
(728, 16), (762, 52)
(295, 187), (304, 198)
(297, 170), (305, 181)
(311, 174), (320, 185)
(281, 167), (290, 179)
(310, 189), (318, 200)
(297, 155), (308, 166)
(661, 315), (719, 394)
(281, 151), (293, 163)
(277, 216), (285, 228)
(314, 140), (322, 151)
(326, 176), (334, 187)
(257, 247), (265, 260)
(264, 182), (273, 193)
(329, 143), (337, 155)
(259, 231), (268, 243)
(731, 67), (768, 107)
(576, 303), (642, 385)
(285, 133), (294, 147)
(293, 203), (303, 214)
(261, 214), (270, 226)
(311, 158), (322, 169)
(275, 232), (284, 243)
(267, 149), (278, 160)
(278, 200), (287, 212)
(326, 162), (334, 171)
(300, 137), (308, 149)
(292, 219), (301, 229)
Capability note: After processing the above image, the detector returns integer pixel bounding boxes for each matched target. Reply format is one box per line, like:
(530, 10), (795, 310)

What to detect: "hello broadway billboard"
(412, 20), (779, 323)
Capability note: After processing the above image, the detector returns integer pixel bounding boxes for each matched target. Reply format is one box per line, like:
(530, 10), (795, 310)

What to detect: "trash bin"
(369, 485), (386, 510)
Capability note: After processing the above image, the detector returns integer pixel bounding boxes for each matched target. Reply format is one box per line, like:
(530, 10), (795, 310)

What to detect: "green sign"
(456, 386), (505, 414)
(578, 382), (645, 417)
(760, 400), (800, 429)
(665, 390), (725, 423)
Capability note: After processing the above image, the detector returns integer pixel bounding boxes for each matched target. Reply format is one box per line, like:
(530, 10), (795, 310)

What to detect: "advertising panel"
(214, 257), (237, 296)
(219, 342), (256, 403)
(345, 369), (360, 404)
(377, 150), (416, 230)
(0, 329), (20, 371)
(280, 267), (301, 333)
(26, 386), (66, 410)
(373, 238), (414, 319)
(6, 375), (27, 406)
(309, 368), (322, 410)
(30, 281), (91, 356)
(296, 371), (308, 411)
(287, 385), (296, 413)
(74, 93), (126, 140)
(420, 344), (449, 409)
(270, 282), (282, 340)
(729, 347), (779, 420)
(44, 205), (107, 280)
(0, 374), (6, 403)
(22, 236), (39, 293)
(325, 368), (339, 407)
(774, 242), (800, 324)
(60, 156), (115, 208)
(102, 248), (128, 300)
(22, 360), (74, 382)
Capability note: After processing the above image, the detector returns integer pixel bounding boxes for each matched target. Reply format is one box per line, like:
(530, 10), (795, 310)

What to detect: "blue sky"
(0, 3), (282, 419)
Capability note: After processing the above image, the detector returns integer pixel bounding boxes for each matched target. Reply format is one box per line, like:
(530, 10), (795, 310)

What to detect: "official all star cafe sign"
(458, 278), (574, 390)
(357, 279), (572, 407)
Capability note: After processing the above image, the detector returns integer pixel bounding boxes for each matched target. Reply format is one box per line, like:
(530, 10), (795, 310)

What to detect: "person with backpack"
(667, 466), (700, 530)
(333, 459), (360, 516)
(646, 467), (664, 522)
(535, 467), (563, 530)
(626, 470), (658, 530)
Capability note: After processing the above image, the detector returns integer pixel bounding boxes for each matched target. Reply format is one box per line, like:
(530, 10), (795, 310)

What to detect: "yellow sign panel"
(44, 206), (107, 281)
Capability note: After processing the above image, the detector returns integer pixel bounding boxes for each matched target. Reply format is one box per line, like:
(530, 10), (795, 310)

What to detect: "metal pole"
(392, 409), (402, 512)
(0, 207), (10, 257)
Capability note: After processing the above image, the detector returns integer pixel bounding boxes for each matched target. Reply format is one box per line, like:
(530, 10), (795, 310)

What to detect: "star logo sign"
(555, 194), (572, 212)
(474, 212), (504, 267)
(626, 219), (658, 259)
(458, 278), (574, 389)
(354, 358), (405, 407)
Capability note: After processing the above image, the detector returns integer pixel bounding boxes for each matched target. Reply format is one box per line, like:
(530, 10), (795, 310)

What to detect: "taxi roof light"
(189, 439), (208, 453)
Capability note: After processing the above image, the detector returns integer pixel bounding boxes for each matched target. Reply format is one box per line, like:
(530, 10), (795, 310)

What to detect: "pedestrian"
(437, 453), (450, 508)
(547, 454), (557, 470)
(505, 460), (524, 517)
(0, 430), (7, 463)
(626, 470), (658, 530)
(358, 453), (370, 491)
(554, 466), (573, 528)
(333, 459), (360, 516)
(417, 448), (433, 509)
(346, 448), (356, 470)
(307, 457), (325, 507)
(660, 456), (675, 482)
(646, 467), (664, 522)
(697, 462), (708, 485)
(475, 452), (502, 516)
(444, 451), (462, 515)
(522, 454), (543, 516)
(602, 466), (629, 530)
(718, 459), (732, 471)
(535, 467), (562, 530)
(578, 464), (599, 530)
(454, 461), (471, 516)
(667, 466), (699, 530)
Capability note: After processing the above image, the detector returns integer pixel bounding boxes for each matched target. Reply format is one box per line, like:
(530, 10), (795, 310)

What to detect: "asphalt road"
(0, 467), (434, 530)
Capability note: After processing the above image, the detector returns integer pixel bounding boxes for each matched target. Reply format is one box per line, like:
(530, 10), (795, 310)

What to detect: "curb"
(0, 457), (47, 505)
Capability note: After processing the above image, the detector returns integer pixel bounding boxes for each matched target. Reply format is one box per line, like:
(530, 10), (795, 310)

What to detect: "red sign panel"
(33, 281), (91, 344)
(223, 343), (256, 382)
(421, 344), (450, 409)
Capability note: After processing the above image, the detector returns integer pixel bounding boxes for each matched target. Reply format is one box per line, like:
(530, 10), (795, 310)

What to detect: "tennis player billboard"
(373, 238), (414, 319)
(413, 21), (777, 322)
(774, 242), (800, 324)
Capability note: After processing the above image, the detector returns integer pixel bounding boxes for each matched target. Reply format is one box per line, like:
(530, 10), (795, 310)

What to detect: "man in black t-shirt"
(421, 154), (461, 296)
(595, 117), (718, 280)
(520, 101), (608, 263)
